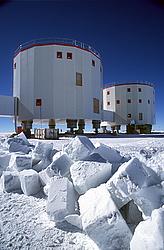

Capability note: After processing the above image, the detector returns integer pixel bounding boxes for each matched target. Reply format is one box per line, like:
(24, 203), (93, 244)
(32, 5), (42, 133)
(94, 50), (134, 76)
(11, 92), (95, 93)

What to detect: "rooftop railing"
(104, 81), (155, 88)
(14, 38), (101, 58)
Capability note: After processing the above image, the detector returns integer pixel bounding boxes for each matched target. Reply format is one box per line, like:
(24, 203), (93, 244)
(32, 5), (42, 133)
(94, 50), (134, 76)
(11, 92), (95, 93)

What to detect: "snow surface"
(0, 135), (164, 249)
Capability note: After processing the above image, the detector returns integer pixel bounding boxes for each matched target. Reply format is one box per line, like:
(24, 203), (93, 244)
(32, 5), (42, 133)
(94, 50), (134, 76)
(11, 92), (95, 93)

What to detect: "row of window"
(57, 51), (96, 66)
(107, 99), (151, 105)
(107, 87), (142, 95)
(127, 113), (143, 120)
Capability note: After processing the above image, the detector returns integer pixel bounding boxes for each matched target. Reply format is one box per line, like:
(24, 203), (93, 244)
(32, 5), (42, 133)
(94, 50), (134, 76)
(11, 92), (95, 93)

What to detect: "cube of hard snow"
(131, 185), (164, 219)
(83, 152), (107, 163)
(33, 158), (51, 172)
(50, 153), (73, 177)
(32, 141), (53, 162)
(20, 169), (41, 196)
(70, 161), (112, 194)
(0, 153), (11, 176)
(130, 207), (164, 250)
(8, 154), (32, 172)
(106, 157), (160, 209)
(47, 176), (75, 222)
(65, 214), (83, 230)
(63, 136), (95, 161)
(93, 143), (123, 163)
(9, 142), (31, 154)
(79, 185), (132, 250)
(39, 166), (58, 186)
(1, 171), (21, 193)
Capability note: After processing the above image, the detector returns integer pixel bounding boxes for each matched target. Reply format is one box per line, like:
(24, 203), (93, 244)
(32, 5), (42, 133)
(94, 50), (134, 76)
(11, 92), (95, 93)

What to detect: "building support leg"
(48, 119), (56, 129)
(21, 120), (33, 138)
(92, 120), (101, 134)
(66, 119), (77, 134)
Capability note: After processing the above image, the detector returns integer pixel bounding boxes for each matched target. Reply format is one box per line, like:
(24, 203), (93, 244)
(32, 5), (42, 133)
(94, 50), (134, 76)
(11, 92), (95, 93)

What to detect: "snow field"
(0, 133), (163, 249)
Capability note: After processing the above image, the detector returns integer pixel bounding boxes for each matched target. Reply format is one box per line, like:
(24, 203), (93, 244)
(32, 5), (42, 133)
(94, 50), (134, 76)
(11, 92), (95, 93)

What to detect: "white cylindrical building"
(103, 82), (155, 133)
(13, 38), (103, 132)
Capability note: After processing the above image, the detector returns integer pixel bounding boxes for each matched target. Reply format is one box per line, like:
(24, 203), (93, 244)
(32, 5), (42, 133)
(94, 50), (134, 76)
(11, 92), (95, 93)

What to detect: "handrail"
(104, 81), (154, 88)
(14, 38), (101, 58)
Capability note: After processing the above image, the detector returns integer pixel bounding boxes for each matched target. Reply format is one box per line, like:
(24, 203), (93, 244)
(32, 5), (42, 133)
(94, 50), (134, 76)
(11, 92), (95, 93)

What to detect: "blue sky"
(0, 0), (164, 132)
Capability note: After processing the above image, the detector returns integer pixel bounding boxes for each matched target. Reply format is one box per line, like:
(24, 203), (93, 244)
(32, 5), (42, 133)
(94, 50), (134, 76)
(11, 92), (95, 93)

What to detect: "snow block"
(20, 169), (41, 196)
(106, 157), (160, 209)
(132, 185), (164, 219)
(1, 171), (21, 193)
(8, 154), (32, 172)
(130, 207), (164, 250)
(79, 185), (132, 250)
(83, 152), (107, 163)
(70, 161), (112, 195)
(47, 176), (76, 222)
(63, 136), (95, 161)
(39, 166), (58, 186)
(50, 153), (73, 177)
(93, 143), (123, 163)
(65, 214), (83, 230)
(6, 132), (32, 154)
(33, 158), (51, 172)
(32, 141), (53, 162)
(0, 153), (11, 176)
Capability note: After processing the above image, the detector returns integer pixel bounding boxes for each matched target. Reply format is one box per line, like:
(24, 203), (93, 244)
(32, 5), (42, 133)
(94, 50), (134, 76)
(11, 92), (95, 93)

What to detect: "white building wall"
(103, 83), (155, 126)
(13, 43), (103, 122)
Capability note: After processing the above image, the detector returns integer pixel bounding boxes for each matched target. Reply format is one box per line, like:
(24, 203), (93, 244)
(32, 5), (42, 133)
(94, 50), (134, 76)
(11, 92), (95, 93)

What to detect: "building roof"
(104, 82), (154, 89)
(14, 38), (101, 59)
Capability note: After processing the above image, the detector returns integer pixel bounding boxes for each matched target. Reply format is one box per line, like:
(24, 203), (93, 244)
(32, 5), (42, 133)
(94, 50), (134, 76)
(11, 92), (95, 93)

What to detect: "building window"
(116, 100), (120, 104)
(127, 88), (131, 92)
(128, 99), (131, 103)
(139, 99), (142, 103)
(127, 114), (131, 118)
(139, 113), (143, 120)
(138, 88), (142, 92)
(148, 99), (150, 104)
(100, 66), (102, 72)
(67, 52), (72, 59)
(93, 98), (99, 113)
(92, 60), (95, 66)
(76, 72), (82, 86)
(14, 62), (16, 69)
(107, 91), (110, 95)
(107, 101), (110, 105)
(57, 52), (62, 58)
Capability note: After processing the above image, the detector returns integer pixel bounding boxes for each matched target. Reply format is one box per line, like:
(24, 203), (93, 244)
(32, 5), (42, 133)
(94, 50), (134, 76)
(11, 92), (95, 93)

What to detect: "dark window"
(92, 60), (95, 66)
(138, 88), (142, 92)
(127, 88), (131, 92)
(148, 99), (150, 104)
(128, 99), (131, 103)
(100, 66), (102, 72)
(76, 72), (82, 86)
(14, 62), (16, 69)
(107, 91), (110, 95)
(93, 98), (99, 113)
(139, 113), (143, 120)
(107, 101), (110, 105)
(116, 100), (120, 104)
(67, 52), (72, 59)
(139, 99), (142, 103)
(36, 99), (42, 107)
(127, 114), (131, 118)
(57, 51), (62, 58)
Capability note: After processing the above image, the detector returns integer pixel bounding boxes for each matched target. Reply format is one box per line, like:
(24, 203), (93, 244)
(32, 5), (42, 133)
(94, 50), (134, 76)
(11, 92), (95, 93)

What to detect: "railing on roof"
(14, 38), (101, 58)
(104, 81), (155, 88)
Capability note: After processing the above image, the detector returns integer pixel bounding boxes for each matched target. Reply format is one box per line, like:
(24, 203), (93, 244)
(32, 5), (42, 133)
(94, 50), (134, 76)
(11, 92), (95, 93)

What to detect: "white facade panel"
(103, 83), (155, 126)
(13, 41), (103, 122)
